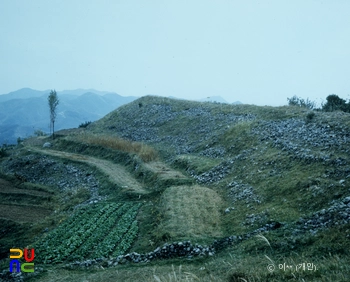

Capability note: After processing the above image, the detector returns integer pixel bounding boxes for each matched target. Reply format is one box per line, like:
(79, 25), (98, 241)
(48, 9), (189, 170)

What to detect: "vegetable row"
(34, 202), (141, 263)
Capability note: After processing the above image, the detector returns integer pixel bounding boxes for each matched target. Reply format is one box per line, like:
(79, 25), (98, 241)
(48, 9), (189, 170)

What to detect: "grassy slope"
(0, 96), (349, 281)
(87, 96), (350, 280)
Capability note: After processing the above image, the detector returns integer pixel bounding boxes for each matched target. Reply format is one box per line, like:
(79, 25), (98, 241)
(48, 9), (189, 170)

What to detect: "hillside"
(0, 96), (349, 281)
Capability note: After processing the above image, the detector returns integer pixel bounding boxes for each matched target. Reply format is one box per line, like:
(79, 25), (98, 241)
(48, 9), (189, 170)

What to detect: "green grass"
(173, 155), (222, 174)
(20, 248), (350, 282)
(220, 121), (259, 155)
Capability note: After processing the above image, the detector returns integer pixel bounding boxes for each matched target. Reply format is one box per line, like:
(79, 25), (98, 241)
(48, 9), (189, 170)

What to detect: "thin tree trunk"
(52, 121), (55, 140)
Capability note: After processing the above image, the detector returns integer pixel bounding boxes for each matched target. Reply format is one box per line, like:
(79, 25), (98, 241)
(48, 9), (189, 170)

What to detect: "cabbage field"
(34, 202), (141, 264)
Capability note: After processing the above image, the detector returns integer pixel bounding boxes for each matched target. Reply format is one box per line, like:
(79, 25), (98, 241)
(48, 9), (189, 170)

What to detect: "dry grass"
(68, 132), (158, 162)
(158, 185), (224, 240)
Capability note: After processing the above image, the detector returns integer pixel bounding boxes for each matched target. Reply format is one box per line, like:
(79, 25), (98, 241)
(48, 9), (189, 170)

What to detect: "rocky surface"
(187, 149), (255, 184)
(228, 181), (262, 204)
(42, 142), (51, 148)
(252, 118), (350, 164)
(65, 240), (216, 269)
(293, 196), (350, 236)
(64, 224), (285, 269)
(1, 153), (101, 201)
(188, 159), (234, 184)
(182, 115), (350, 186)
(242, 211), (269, 227)
(64, 237), (244, 269)
(199, 145), (227, 159)
(99, 102), (256, 157)
(0, 267), (44, 282)
(0, 271), (24, 282)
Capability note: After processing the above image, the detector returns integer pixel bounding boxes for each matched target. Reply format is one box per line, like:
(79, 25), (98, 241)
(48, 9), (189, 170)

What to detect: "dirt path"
(27, 147), (147, 195)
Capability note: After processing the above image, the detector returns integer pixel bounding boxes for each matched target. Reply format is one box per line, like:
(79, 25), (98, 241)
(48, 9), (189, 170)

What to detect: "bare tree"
(48, 90), (59, 139)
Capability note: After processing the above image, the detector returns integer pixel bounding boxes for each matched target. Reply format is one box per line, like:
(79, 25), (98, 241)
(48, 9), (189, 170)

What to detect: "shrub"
(17, 137), (23, 145)
(287, 96), (316, 110)
(79, 121), (92, 128)
(34, 129), (46, 136)
(0, 147), (6, 158)
(306, 112), (316, 123)
(322, 94), (350, 112)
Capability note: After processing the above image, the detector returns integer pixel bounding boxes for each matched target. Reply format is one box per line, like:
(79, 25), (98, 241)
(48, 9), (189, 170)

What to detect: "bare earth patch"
(158, 185), (224, 239)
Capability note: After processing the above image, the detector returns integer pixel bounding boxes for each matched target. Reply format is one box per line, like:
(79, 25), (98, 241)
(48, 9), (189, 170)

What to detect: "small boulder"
(43, 142), (51, 148)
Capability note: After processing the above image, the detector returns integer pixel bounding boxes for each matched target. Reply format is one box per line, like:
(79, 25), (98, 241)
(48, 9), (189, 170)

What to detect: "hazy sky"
(1, 0), (349, 106)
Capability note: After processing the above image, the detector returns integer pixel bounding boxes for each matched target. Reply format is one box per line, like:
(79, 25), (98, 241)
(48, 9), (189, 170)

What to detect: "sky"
(0, 0), (349, 106)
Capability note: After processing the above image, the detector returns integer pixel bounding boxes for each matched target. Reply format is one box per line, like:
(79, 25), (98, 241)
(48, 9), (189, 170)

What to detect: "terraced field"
(1, 96), (350, 281)
(157, 185), (224, 239)
(0, 178), (53, 223)
(1, 142), (224, 265)
(0, 204), (51, 223)
(34, 202), (141, 264)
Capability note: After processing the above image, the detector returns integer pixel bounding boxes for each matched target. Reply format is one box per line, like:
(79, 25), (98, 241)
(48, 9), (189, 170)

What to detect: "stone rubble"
(252, 118), (350, 164)
(1, 154), (102, 203)
(228, 181), (262, 204)
(0, 267), (44, 282)
(64, 240), (216, 269)
(188, 149), (255, 184)
(102, 102), (256, 157)
(42, 142), (51, 148)
(199, 145), (227, 159)
(242, 211), (269, 227)
(63, 220), (285, 270)
(293, 196), (350, 235)
(189, 159), (234, 184)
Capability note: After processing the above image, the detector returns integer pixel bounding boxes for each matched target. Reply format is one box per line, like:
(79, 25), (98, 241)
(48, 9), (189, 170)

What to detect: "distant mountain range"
(0, 88), (137, 144)
(0, 88), (242, 144)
